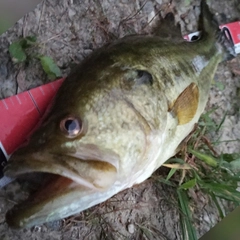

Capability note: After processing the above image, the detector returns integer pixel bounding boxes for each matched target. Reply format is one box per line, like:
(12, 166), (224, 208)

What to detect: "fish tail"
(199, 0), (236, 61)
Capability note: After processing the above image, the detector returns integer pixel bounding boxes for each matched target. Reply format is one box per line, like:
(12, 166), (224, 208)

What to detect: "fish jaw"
(5, 174), (122, 228)
(4, 146), (121, 228)
(5, 149), (118, 190)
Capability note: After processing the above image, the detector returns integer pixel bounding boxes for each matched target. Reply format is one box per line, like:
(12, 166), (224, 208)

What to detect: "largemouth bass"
(4, 0), (235, 228)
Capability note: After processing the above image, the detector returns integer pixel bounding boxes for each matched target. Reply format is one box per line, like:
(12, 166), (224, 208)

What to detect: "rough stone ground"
(0, 0), (240, 239)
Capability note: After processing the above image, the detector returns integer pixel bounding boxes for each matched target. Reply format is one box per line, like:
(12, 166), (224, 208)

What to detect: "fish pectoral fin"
(169, 83), (199, 125)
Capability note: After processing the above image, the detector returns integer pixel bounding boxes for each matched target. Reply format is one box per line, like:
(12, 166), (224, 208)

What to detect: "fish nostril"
(136, 70), (153, 85)
(60, 116), (82, 138)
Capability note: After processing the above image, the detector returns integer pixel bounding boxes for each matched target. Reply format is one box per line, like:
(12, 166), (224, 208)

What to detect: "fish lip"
(4, 154), (99, 190)
(4, 150), (118, 191)
(4, 143), (120, 190)
(4, 150), (118, 228)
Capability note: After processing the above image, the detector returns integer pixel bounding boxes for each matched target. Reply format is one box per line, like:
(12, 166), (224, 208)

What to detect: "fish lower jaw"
(6, 175), (125, 228)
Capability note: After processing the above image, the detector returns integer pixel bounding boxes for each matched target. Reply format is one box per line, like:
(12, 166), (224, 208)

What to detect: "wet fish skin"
(4, 0), (235, 228)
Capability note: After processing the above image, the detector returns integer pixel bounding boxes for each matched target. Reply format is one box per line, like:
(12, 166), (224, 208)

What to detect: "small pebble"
(224, 71), (231, 78)
(68, 8), (76, 18)
(33, 225), (42, 232)
(127, 223), (135, 234)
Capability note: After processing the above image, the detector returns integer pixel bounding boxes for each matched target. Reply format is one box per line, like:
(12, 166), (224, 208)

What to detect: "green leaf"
(39, 56), (62, 80)
(179, 178), (197, 190)
(188, 148), (218, 167)
(9, 41), (27, 63)
(8, 36), (37, 63)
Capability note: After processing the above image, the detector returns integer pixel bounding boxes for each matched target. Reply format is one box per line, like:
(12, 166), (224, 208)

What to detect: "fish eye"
(60, 117), (82, 138)
(191, 35), (200, 41)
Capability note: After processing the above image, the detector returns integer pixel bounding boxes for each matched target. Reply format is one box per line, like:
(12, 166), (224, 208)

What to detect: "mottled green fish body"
(4, 0), (235, 228)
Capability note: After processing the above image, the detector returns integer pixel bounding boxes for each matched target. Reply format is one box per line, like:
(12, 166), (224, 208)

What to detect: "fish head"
(4, 52), (168, 228)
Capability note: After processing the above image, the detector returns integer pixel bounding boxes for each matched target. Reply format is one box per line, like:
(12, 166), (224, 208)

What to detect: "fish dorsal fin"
(152, 12), (183, 42)
(169, 83), (199, 125)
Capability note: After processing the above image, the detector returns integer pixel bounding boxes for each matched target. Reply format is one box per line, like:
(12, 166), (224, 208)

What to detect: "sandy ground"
(0, 0), (240, 239)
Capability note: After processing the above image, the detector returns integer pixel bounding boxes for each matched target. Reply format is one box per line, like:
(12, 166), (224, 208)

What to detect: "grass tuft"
(161, 108), (240, 239)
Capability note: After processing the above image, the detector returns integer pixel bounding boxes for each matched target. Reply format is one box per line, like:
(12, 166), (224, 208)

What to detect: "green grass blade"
(216, 110), (227, 133)
(179, 179), (197, 190)
(199, 181), (240, 202)
(177, 189), (197, 240)
(210, 192), (225, 219)
(136, 223), (153, 239)
(188, 148), (218, 167)
(166, 168), (177, 181)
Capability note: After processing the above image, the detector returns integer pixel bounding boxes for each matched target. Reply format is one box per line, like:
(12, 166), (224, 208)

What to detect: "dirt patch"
(0, 0), (240, 239)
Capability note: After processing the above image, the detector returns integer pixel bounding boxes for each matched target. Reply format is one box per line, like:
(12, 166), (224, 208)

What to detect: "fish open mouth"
(5, 173), (81, 228)
(4, 150), (119, 228)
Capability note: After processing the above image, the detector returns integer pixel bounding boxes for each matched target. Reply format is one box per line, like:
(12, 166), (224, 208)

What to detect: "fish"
(4, 0), (235, 228)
